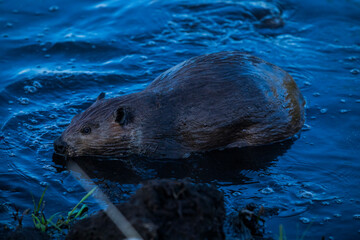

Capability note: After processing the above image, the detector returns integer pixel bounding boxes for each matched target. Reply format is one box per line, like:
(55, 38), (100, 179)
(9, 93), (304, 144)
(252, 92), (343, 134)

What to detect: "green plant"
(31, 186), (97, 233)
(278, 224), (286, 240)
(277, 222), (314, 240)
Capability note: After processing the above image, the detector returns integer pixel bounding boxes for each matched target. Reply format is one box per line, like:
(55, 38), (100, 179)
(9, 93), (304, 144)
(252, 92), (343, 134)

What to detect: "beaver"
(54, 51), (305, 159)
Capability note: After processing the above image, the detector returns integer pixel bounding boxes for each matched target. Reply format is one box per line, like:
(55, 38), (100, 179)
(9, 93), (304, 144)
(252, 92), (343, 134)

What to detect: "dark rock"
(0, 224), (49, 240)
(67, 179), (225, 240)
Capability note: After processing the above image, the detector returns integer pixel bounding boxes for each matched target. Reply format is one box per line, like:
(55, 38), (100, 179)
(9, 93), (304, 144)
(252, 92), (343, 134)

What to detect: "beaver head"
(54, 93), (134, 157)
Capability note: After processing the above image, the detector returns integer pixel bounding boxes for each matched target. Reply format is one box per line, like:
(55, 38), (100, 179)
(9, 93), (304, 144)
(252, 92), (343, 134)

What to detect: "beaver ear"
(114, 107), (130, 126)
(97, 92), (106, 101)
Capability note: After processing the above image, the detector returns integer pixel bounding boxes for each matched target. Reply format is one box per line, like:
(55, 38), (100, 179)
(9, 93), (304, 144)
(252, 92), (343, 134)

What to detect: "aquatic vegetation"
(278, 224), (286, 240)
(277, 222), (314, 240)
(31, 186), (97, 233)
(11, 206), (30, 230)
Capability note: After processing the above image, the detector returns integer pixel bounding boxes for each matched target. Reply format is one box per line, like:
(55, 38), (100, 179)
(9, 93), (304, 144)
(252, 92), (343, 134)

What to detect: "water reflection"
(53, 139), (294, 184)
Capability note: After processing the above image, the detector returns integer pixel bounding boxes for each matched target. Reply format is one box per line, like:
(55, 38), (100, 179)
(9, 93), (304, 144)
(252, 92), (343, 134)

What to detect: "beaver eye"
(80, 126), (91, 135)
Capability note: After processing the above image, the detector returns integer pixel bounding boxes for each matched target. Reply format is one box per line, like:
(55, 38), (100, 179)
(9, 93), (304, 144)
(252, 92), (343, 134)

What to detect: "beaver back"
(143, 52), (305, 156)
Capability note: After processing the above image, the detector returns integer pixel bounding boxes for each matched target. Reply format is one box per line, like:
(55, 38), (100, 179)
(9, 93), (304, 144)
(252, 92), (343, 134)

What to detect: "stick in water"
(68, 162), (143, 240)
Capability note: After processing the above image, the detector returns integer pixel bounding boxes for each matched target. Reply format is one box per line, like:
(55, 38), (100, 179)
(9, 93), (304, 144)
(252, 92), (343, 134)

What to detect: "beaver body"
(54, 52), (305, 159)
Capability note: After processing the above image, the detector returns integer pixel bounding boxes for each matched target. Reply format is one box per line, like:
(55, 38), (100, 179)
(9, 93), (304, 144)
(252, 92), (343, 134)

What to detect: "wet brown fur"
(55, 52), (305, 159)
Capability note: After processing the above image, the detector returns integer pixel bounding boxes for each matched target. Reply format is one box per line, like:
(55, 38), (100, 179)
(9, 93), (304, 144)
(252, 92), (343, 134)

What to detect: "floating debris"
(49, 114), (57, 119)
(299, 190), (313, 199)
(335, 199), (343, 204)
(33, 81), (42, 88)
(40, 182), (48, 187)
(260, 187), (274, 195)
(346, 56), (358, 61)
(29, 119), (38, 124)
(320, 108), (328, 114)
(42, 165), (56, 172)
(232, 191), (242, 196)
(48, 5), (59, 12)
(18, 97), (30, 105)
(350, 68), (360, 75)
(299, 217), (310, 224)
(24, 85), (37, 93)
(302, 124), (311, 131)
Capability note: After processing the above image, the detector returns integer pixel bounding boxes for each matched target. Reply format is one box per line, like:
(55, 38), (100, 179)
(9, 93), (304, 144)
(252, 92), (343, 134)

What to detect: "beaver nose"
(54, 137), (68, 154)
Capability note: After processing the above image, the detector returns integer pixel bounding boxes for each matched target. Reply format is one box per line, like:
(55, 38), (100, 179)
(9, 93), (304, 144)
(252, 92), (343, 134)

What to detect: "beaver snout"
(54, 137), (68, 155)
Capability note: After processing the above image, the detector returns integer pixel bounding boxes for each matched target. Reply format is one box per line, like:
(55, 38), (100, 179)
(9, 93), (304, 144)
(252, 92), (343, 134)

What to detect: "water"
(0, 0), (360, 239)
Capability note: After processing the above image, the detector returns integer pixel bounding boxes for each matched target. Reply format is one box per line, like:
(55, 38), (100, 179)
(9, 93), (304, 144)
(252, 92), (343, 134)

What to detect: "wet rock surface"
(67, 179), (226, 240)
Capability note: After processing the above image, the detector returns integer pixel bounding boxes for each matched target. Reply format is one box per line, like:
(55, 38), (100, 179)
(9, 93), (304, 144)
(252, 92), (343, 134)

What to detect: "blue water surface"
(1, 0), (360, 239)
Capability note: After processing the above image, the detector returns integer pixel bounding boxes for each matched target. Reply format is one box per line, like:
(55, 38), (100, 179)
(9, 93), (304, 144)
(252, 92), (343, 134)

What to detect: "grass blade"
(68, 187), (96, 217)
(32, 214), (42, 230)
(73, 204), (88, 219)
(48, 212), (61, 222)
(37, 186), (48, 213)
(48, 219), (63, 232)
